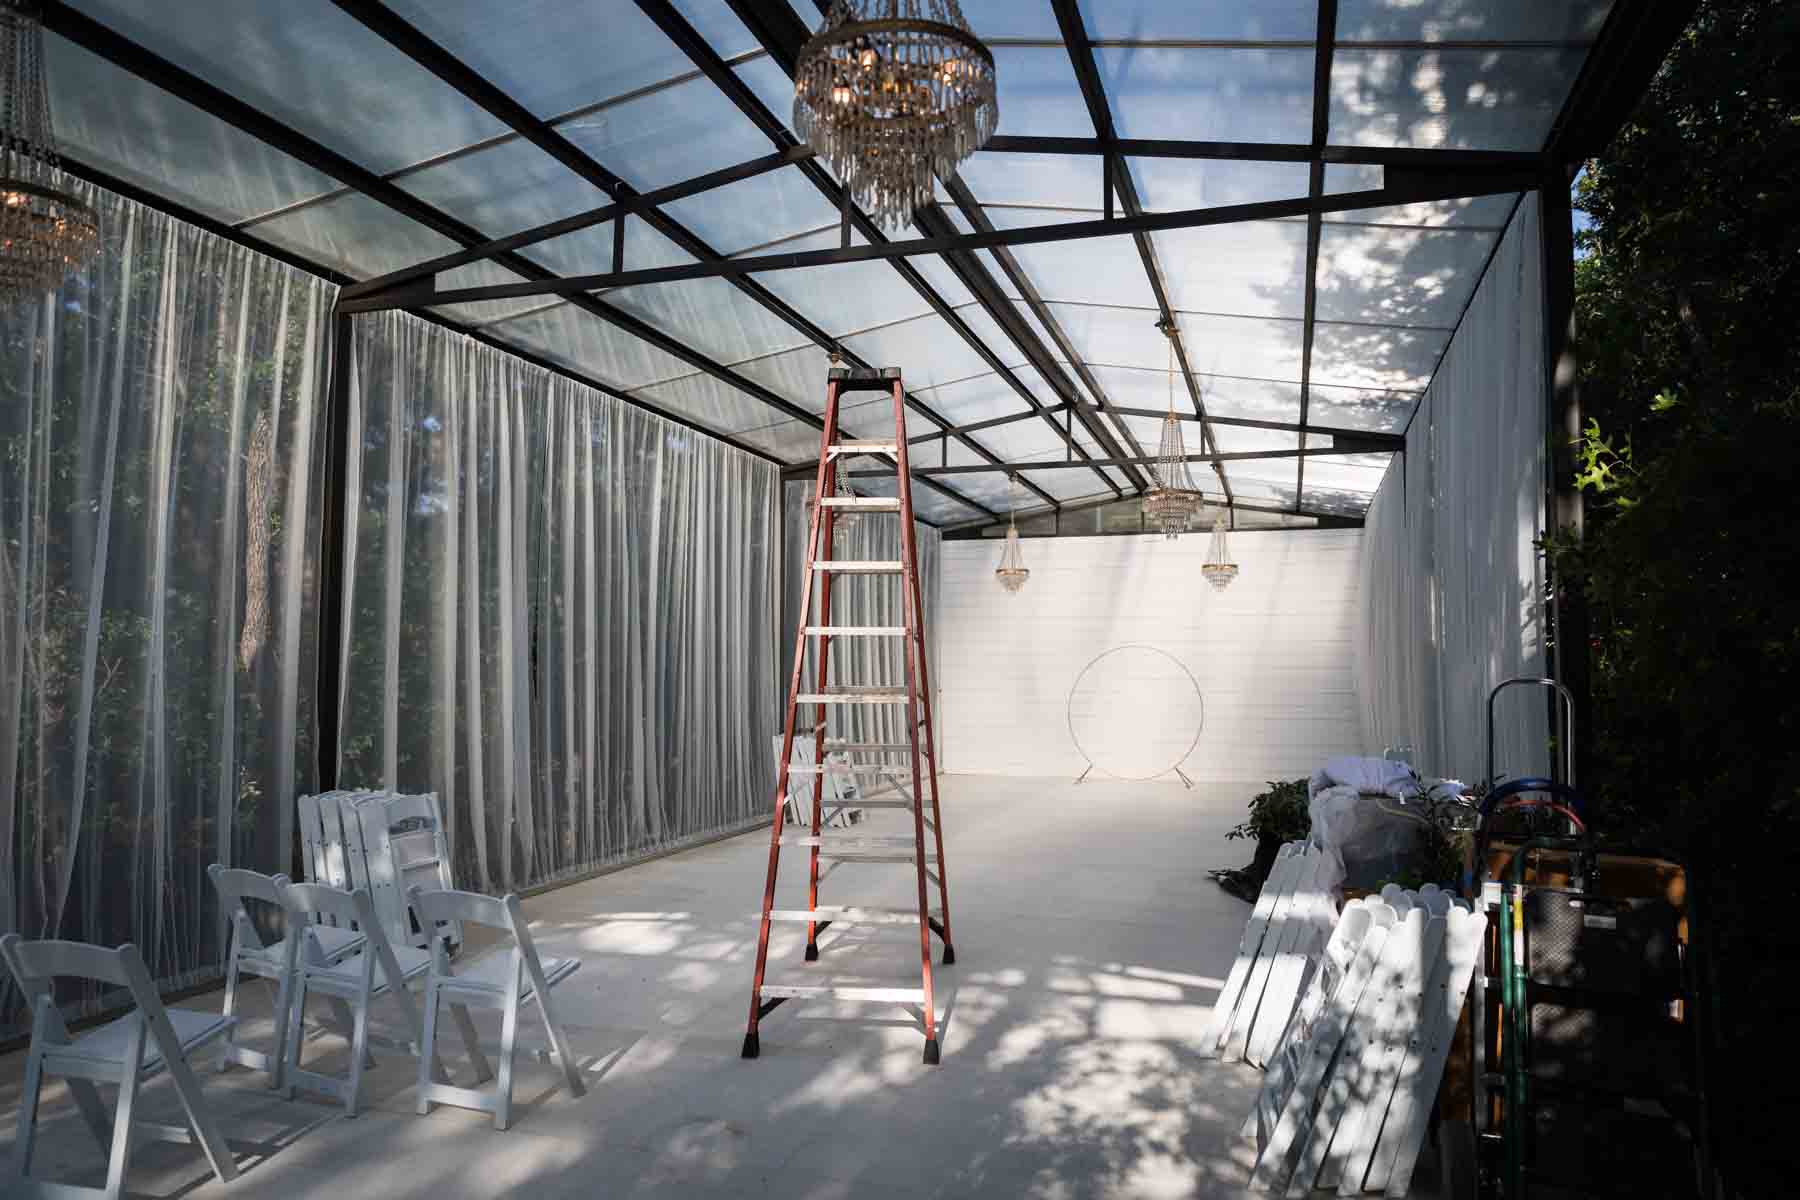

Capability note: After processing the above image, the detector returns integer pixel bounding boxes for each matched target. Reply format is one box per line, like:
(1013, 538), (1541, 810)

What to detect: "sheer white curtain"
(781, 477), (941, 750)
(1355, 194), (1550, 783)
(338, 312), (781, 893)
(0, 182), (332, 1032)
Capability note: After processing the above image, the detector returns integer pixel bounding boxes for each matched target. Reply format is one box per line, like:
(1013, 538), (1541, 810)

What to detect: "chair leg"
(535, 990), (586, 1099)
(162, 1039), (239, 1184)
(450, 1001), (492, 1084)
(328, 995), (377, 1070)
(217, 959), (241, 1074)
(268, 970), (293, 1091)
(11, 1046), (44, 1182)
(345, 990), (372, 1118)
(281, 976), (307, 1101)
(103, 1042), (145, 1200)
(416, 979), (440, 1116)
(494, 995), (520, 1131)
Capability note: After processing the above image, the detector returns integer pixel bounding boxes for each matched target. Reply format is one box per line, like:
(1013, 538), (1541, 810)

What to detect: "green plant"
(1226, 778), (1312, 845)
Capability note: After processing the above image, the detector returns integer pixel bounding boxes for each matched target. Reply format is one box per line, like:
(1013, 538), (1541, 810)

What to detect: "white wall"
(936, 529), (1364, 782)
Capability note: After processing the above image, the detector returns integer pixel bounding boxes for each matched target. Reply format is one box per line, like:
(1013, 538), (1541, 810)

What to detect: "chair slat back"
(1, 934), (134, 990)
(278, 881), (367, 934)
(208, 865), (291, 952)
(408, 886), (510, 933)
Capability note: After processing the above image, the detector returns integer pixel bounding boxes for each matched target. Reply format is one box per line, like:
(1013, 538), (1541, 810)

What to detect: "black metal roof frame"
(37, 0), (1694, 531)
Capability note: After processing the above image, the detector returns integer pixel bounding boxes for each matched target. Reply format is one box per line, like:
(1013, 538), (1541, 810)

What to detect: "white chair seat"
(239, 924), (364, 974)
(441, 951), (577, 1002)
(309, 943), (432, 993)
(53, 1008), (234, 1070)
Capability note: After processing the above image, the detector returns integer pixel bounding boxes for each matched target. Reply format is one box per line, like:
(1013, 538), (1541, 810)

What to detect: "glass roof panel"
(67, 0), (505, 174)
(983, 208), (1159, 309)
(667, 0), (764, 61)
(913, 368), (1049, 430)
(252, 188), (456, 279)
(1085, 0), (1318, 40)
(1309, 322), (1450, 392)
(989, 47), (1098, 137)
(1335, 1), (1611, 43)
(627, 370), (801, 439)
(999, 452), (1118, 503)
(604, 276), (814, 370)
(1321, 172), (1518, 229)
(1315, 224), (1496, 328)
(379, 0), (708, 120)
(1185, 313), (1307, 383)
(559, 72), (769, 191)
(662, 166), (838, 255)
(1225, 463), (1301, 507)
(751, 230), (937, 338)
(1202, 375), (1306, 425)
(727, 419), (825, 463)
(731, 345), (831, 415)
(1154, 220), (1309, 319)
(1213, 427), (1301, 454)
(955, 152), (1104, 210)
(395, 137), (602, 238)
(1329, 48), (1586, 151)
(482, 302), (703, 391)
(519, 217), (695, 279)
(734, 55), (805, 142)
(1097, 48), (1314, 144)
(957, 1), (1065, 40)
(908, 254), (977, 308)
(1133, 157), (1312, 212)
(839, 307), (1026, 393)
(1305, 383), (1416, 433)
(46, 37), (340, 226)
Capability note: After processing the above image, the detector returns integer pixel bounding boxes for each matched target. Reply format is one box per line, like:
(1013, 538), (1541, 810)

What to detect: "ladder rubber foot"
(941, 944), (956, 966)
(922, 1038), (941, 1066)
(804, 942), (820, 962)
(741, 1032), (760, 1059)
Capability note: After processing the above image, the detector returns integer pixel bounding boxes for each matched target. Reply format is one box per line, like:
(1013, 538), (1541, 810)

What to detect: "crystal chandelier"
(1142, 326), (1205, 539)
(793, 1), (998, 231)
(2, 0), (98, 303)
(1202, 513), (1239, 591)
(994, 474), (1029, 593)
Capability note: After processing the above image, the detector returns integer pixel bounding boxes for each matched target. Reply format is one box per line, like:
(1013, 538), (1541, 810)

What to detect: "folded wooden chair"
(1, 935), (238, 1200)
(408, 887), (585, 1130)
(207, 864), (364, 1088)
(274, 881), (466, 1117)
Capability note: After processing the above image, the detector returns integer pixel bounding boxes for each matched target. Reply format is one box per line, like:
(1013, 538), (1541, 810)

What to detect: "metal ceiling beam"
(327, 0), (1003, 519)
(340, 174), (1536, 309)
(985, 135), (1542, 170)
(1049, 0), (1236, 506)
(940, 493), (1362, 538)
(687, 0), (1104, 509)
(1294, 0), (1340, 513)
(850, 446), (1387, 477)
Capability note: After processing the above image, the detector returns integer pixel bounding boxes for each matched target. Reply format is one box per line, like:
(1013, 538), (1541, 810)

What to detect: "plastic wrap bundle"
(1306, 758), (1430, 890)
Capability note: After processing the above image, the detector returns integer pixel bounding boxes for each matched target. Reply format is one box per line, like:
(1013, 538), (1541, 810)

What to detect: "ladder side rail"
(745, 380), (844, 1056)
(892, 379), (940, 1061)
(806, 453), (839, 960)
(904, 461), (953, 963)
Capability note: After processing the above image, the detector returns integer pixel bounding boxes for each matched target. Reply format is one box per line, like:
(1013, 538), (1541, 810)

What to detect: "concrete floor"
(0, 775), (1321, 1199)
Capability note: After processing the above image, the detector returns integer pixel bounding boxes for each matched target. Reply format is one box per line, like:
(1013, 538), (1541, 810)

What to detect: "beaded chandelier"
(2, 0), (98, 302)
(1142, 326), (1205, 539)
(1201, 513), (1239, 591)
(793, 0), (998, 230)
(994, 474), (1029, 593)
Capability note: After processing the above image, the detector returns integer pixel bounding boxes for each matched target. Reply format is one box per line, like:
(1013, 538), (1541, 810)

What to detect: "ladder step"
(819, 496), (902, 511)
(759, 984), (925, 1003)
(786, 764), (912, 777)
(804, 625), (906, 636)
(763, 906), (940, 926)
(827, 441), (899, 456)
(818, 852), (921, 863)
(797, 690), (908, 705)
(779, 835), (924, 850)
(826, 741), (928, 754)
(812, 561), (903, 573)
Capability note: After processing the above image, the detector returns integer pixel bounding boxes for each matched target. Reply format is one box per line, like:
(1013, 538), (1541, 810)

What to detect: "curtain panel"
(1354, 193), (1550, 783)
(0, 183), (333, 1033)
(781, 478), (942, 752)
(338, 312), (781, 894)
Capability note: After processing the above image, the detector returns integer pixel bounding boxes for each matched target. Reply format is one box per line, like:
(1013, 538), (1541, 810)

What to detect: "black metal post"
(316, 310), (355, 802)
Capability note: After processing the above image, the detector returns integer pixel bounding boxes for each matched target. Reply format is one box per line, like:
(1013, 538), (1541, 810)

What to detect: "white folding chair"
(1, 935), (238, 1200)
(208, 864), (364, 1089)
(274, 881), (462, 1117)
(409, 887), (585, 1130)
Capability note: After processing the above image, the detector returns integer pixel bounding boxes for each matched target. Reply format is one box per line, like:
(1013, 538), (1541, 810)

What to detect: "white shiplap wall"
(936, 529), (1364, 781)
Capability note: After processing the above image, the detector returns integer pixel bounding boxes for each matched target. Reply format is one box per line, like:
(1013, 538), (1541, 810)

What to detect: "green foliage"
(1226, 778), (1311, 845)
(1557, 1), (1800, 1184)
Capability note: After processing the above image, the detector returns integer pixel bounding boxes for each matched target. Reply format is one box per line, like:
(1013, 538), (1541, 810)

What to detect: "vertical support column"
(1538, 177), (1589, 789)
(315, 309), (354, 813)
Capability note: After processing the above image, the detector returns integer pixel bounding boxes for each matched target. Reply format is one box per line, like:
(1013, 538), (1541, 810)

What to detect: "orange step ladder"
(742, 366), (954, 1065)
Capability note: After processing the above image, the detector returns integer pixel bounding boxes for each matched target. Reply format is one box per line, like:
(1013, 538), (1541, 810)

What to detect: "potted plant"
(1212, 778), (1311, 901)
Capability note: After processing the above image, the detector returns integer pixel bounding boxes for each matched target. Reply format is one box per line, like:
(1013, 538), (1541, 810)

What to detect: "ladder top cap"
(829, 366), (904, 393)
